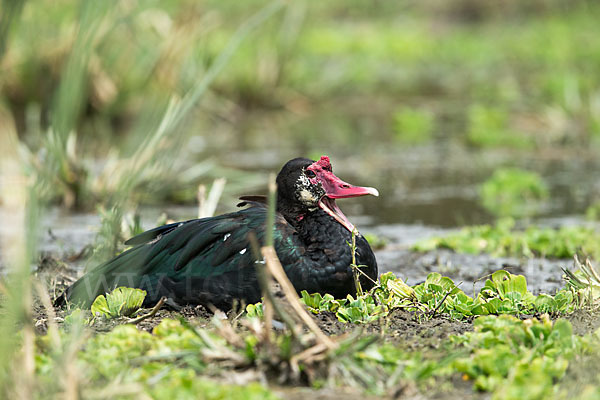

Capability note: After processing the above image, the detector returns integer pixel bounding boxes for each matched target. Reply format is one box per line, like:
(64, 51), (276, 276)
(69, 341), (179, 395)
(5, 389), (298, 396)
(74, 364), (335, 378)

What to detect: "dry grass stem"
(34, 280), (61, 348)
(128, 296), (167, 324)
(198, 178), (227, 218)
(261, 246), (336, 350)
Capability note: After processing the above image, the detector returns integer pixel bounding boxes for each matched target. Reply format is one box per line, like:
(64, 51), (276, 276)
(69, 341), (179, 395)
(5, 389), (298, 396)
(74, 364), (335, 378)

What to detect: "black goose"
(55, 156), (379, 309)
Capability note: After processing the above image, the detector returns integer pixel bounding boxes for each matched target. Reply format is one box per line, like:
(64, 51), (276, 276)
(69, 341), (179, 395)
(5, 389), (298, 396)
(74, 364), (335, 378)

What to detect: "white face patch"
(299, 189), (316, 203)
(223, 233), (231, 241)
(295, 171), (319, 206)
(297, 173), (311, 186)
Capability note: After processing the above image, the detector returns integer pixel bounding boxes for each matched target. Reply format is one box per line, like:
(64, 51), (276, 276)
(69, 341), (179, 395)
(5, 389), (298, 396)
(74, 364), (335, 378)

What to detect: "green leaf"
(90, 295), (111, 318)
(245, 303), (264, 318)
(533, 294), (557, 313)
(90, 287), (146, 319)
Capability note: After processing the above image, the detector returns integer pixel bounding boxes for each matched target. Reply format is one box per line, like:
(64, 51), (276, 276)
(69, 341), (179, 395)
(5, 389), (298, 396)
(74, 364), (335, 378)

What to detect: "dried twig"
(262, 246), (337, 350)
(210, 311), (246, 349)
(354, 259), (379, 287)
(128, 296), (166, 324)
(198, 178), (227, 218)
(256, 174), (336, 349)
(584, 258), (600, 283)
(288, 341), (329, 377)
(248, 232), (298, 337)
(431, 290), (453, 318)
(34, 280), (61, 348)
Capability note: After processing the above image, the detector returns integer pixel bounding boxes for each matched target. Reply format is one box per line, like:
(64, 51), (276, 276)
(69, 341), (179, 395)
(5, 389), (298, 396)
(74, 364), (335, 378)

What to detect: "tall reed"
(0, 0), (285, 397)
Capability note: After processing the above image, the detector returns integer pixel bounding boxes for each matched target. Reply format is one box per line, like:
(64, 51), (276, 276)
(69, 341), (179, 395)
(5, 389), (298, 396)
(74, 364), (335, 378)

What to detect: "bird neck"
(276, 194), (312, 226)
(293, 208), (353, 245)
(276, 196), (356, 245)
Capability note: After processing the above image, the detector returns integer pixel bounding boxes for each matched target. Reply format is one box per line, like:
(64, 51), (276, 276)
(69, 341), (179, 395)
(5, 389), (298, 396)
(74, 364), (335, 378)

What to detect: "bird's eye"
(305, 170), (316, 178)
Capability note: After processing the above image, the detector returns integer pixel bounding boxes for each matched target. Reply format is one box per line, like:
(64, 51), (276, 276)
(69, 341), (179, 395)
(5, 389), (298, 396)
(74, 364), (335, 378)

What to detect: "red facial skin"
(306, 156), (379, 199)
(306, 156), (379, 232)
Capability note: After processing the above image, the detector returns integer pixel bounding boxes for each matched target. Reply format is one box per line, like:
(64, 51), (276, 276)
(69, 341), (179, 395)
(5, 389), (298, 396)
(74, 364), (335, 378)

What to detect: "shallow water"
(225, 145), (600, 227)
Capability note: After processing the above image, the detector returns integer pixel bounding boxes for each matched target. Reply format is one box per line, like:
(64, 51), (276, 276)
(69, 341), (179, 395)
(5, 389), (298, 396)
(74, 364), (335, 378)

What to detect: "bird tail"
(54, 245), (149, 309)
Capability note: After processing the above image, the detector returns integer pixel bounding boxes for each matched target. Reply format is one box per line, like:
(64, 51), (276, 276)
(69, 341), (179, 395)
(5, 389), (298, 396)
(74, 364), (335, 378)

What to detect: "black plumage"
(55, 157), (378, 309)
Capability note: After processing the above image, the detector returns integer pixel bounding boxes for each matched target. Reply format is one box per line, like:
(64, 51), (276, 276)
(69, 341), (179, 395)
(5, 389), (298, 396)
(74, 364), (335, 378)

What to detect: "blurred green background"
(2, 0), (600, 226)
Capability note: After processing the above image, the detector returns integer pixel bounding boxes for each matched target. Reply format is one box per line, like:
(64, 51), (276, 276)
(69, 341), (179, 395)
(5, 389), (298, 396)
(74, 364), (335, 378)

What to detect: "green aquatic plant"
(301, 291), (346, 314)
(36, 320), (282, 399)
(409, 270), (576, 318)
(245, 302), (264, 318)
(35, 316), (406, 397)
(451, 315), (581, 399)
(413, 218), (600, 259)
(36, 303), (600, 399)
(336, 294), (386, 324)
(476, 270), (536, 314)
(43, 293), (600, 399)
(90, 287), (147, 319)
(276, 269), (582, 323)
(480, 168), (549, 217)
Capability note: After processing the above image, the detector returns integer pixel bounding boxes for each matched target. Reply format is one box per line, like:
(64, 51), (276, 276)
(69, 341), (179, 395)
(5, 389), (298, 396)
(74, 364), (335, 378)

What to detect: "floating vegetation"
(90, 287), (147, 319)
(32, 261), (600, 399)
(414, 218), (600, 259)
(293, 268), (593, 323)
